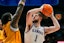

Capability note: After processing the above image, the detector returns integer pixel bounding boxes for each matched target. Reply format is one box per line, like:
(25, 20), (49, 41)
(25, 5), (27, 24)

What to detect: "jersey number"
(34, 35), (38, 42)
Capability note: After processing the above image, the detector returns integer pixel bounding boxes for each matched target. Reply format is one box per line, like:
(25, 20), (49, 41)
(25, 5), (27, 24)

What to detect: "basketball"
(40, 4), (53, 17)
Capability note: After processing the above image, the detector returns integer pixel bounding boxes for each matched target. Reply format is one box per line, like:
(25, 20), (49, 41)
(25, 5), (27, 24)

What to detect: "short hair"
(1, 12), (12, 25)
(37, 11), (47, 19)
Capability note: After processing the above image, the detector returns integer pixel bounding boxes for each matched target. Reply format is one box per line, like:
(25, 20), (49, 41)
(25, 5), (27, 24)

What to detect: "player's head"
(1, 12), (12, 25)
(32, 11), (46, 23)
(0, 20), (2, 30)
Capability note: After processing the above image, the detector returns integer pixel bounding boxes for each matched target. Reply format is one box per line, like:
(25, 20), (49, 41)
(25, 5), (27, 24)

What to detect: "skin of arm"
(11, 0), (26, 28)
(44, 12), (60, 35)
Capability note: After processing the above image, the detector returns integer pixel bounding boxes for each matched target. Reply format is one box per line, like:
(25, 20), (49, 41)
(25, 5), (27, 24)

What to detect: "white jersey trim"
(10, 26), (19, 32)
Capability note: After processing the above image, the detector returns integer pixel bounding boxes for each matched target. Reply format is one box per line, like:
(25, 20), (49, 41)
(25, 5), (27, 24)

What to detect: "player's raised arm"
(26, 8), (41, 26)
(25, 8), (41, 32)
(25, 11), (33, 32)
(44, 12), (60, 35)
(27, 8), (41, 14)
(11, 0), (26, 31)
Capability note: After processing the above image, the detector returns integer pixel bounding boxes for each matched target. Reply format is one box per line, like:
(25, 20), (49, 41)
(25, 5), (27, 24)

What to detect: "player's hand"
(18, 0), (26, 5)
(49, 11), (54, 18)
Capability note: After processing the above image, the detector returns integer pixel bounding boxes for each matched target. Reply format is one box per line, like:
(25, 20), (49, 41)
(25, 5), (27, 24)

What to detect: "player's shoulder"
(3, 21), (19, 32)
(41, 25), (47, 28)
(39, 26), (45, 30)
(40, 26), (44, 28)
(10, 22), (19, 32)
(10, 26), (19, 32)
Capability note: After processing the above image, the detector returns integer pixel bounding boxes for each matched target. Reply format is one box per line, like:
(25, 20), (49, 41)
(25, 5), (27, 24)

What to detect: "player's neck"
(34, 22), (40, 27)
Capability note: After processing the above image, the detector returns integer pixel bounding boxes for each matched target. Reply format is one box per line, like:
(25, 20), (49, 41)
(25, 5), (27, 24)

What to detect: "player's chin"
(33, 20), (38, 23)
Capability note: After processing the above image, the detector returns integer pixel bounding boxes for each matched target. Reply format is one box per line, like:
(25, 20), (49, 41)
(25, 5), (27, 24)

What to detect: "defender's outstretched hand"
(19, 0), (26, 5)
(11, 0), (26, 30)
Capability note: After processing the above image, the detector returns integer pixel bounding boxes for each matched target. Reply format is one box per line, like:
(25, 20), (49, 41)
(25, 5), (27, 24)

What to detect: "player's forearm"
(11, 0), (26, 28)
(50, 15), (60, 28)
(28, 8), (41, 14)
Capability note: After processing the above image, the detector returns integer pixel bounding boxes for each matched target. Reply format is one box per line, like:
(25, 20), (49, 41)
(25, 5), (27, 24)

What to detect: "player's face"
(32, 14), (40, 22)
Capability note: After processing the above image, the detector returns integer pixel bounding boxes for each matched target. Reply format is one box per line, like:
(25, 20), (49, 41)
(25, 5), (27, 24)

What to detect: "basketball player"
(25, 5), (60, 43)
(1, 0), (26, 43)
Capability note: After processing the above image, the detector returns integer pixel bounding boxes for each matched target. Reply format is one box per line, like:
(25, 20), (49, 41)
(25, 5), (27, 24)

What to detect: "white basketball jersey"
(25, 25), (45, 43)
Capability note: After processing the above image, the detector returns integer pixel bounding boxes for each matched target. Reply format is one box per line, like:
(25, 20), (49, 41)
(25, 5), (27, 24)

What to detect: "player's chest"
(32, 29), (43, 35)
(28, 26), (44, 35)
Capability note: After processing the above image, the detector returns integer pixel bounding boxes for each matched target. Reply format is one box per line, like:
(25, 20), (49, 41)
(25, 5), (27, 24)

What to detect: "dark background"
(0, 0), (64, 43)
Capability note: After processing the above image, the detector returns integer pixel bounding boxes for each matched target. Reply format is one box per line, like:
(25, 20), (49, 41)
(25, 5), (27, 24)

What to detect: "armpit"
(10, 25), (19, 32)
